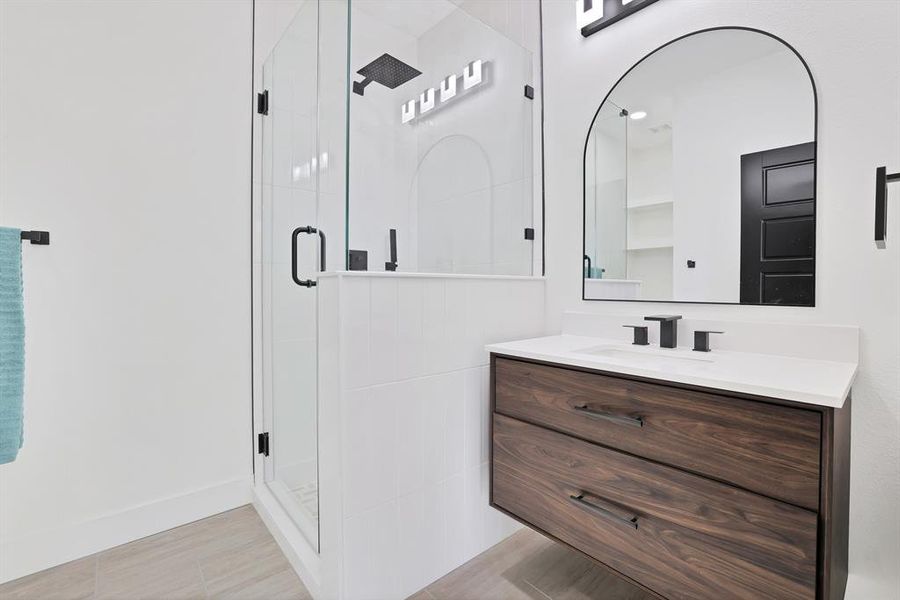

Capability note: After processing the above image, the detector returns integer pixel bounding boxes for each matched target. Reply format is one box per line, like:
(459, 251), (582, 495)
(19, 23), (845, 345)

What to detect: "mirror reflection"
(583, 29), (816, 305)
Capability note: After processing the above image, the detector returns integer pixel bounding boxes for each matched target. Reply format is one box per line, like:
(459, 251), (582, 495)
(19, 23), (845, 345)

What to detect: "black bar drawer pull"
(573, 404), (643, 427)
(569, 493), (639, 530)
(291, 226), (325, 287)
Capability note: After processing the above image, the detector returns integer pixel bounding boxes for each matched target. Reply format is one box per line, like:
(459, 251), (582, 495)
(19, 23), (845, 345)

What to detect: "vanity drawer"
(492, 414), (818, 600)
(493, 357), (821, 510)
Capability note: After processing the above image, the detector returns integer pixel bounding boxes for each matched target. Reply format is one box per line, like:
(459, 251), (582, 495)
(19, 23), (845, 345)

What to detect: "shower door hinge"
(524, 84), (534, 100)
(256, 90), (269, 115)
(257, 432), (270, 456)
(524, 227), (535, 240)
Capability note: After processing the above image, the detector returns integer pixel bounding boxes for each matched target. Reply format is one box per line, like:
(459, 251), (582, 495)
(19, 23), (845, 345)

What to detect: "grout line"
(523, 579), (553, 600)
(197, 557), (211, 599)
(92, 553), (100, 600)
(346, 363), (491, 392)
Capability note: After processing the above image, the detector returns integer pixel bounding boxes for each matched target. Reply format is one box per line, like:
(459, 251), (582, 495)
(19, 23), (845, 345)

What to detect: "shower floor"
(268, 479), (319, 549)
(291, 481), (318, 521)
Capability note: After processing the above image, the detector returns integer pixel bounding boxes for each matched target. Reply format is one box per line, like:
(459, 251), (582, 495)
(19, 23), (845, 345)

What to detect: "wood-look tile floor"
(0, 506), (650, 600)
(409, 528), (654, 600)
(0, 505), (311, 600)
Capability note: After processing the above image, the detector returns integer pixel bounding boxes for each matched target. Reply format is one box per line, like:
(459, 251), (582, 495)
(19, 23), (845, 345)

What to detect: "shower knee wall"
(289, 272), (546, 599)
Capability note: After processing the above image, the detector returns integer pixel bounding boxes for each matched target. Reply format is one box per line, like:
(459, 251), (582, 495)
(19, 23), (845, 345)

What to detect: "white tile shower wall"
(345, 0), (543, 277)
(347, 6), (420, 273)
(453, 0), (545, 277)
(334, 273), (545, 599)
(414, 7), (538, 276)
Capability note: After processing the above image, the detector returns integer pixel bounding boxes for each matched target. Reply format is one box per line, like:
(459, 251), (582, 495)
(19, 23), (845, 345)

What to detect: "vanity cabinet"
(490, 355), (850, 600)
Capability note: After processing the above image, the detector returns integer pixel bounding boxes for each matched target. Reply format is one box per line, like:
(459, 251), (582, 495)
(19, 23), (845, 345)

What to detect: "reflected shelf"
(627, 198), (673, 211)
(626, 238), (673, 251)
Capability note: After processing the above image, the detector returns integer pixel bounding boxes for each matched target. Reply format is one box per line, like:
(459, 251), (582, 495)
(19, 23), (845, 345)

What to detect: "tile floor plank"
(3, 506), (653, 600)
(0, 556), (97, 600)
(416, 528), (655, 600)
(0, 504), (311, 600)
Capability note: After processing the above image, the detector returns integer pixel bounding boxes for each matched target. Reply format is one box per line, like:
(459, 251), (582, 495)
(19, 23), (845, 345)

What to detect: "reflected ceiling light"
(629, 111), (647, 120)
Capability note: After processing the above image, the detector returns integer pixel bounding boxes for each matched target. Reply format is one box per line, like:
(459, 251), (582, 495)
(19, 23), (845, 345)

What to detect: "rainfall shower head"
(353, 53), (422, 96)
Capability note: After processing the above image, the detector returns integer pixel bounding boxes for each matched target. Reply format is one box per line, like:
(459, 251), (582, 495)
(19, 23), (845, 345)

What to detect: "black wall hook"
(20, 230), (50, 245)
(875, 166), (900, 249)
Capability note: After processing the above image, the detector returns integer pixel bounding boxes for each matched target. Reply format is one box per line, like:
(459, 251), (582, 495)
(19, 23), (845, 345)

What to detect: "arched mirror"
(583, 28), (816, 305)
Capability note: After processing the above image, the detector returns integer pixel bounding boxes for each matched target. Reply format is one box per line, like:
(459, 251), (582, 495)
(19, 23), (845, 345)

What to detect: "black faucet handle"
(643, 314), (683, 322)
(693, 330), (724, 352)
(623, 325), (649, 346)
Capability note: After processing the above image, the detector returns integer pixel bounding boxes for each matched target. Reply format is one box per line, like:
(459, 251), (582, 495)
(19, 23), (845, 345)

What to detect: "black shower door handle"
(291, 226), (326, 287)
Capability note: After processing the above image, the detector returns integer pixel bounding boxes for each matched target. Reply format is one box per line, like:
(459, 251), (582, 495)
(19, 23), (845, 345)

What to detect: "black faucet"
(644, 315), (682, 349)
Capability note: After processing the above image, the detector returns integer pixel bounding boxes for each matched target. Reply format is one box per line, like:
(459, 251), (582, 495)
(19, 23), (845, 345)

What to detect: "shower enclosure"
(346, 2), (539, 276)
(257, 0), (324, 552)
(253, 0), (542, 594)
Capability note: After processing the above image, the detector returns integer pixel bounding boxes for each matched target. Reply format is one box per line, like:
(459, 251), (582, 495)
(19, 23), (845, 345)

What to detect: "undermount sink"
(575, 344), (714, 364)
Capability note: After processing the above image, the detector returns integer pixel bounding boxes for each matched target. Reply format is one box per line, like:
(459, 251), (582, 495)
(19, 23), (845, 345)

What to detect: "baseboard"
(0, 478), (252, 584)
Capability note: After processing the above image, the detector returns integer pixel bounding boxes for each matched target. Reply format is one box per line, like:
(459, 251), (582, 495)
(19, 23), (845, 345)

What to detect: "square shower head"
(353, 53), (422, 96)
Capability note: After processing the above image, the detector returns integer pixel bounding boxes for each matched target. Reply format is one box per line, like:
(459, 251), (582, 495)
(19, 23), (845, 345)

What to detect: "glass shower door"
(259, 0), (321, 551)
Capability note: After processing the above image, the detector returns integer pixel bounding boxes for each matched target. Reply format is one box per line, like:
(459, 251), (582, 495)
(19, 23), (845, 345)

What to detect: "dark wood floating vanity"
(489, 355), (850, 600)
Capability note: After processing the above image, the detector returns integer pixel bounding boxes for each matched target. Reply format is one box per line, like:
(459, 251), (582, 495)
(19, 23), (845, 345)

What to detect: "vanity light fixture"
(401, 100), (416, 124)
(578, 0), (660, 37)
(629, 111), (647, 120)
(400, 59), (487, 124)
(463, 60), (483, 89)
(575, 0), (603, 30)
(419, 88), (436, 113)
(440, 74), (457, 102)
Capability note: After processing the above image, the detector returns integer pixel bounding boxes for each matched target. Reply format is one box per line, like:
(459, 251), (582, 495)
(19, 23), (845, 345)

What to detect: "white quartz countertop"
(486, 335), (857, 408)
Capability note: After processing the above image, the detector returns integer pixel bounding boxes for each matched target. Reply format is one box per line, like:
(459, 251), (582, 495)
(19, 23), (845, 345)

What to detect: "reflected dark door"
(740, 142), (815, 306)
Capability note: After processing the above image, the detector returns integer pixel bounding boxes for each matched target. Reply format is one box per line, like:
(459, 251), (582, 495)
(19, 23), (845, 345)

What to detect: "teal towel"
(0, 227), (25, 464)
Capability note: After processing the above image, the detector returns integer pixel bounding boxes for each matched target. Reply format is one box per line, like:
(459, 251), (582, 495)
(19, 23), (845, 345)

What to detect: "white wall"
(541, 0), (900, 597)
(0, 0), (253, 582)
